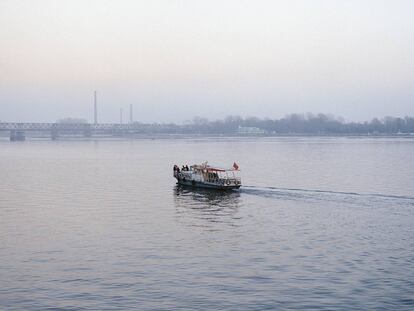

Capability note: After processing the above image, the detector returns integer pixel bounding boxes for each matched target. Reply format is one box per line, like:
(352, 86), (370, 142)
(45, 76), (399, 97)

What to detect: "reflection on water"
(173, 185), (242, 228)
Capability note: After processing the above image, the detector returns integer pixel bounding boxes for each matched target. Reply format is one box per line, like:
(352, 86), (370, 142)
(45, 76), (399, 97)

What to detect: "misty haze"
(1, 1), (413, 310)
(1, 0), (413, 123)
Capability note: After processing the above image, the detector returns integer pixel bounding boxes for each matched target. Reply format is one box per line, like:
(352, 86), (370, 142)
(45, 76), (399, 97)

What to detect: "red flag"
(233, 162), (239, 170)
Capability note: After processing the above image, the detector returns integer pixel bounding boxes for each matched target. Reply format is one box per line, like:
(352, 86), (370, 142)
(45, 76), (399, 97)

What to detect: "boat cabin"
(173, 162), (241, 189)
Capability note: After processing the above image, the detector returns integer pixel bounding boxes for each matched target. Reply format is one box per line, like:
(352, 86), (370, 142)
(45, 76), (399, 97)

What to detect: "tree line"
(179, 114), (414, 135)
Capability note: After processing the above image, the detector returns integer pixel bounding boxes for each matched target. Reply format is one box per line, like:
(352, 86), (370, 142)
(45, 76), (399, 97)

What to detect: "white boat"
(173, 162), (241, 190)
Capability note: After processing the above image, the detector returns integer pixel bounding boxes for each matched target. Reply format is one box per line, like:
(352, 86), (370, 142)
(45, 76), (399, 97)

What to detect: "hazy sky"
(1, 0), (413, 123)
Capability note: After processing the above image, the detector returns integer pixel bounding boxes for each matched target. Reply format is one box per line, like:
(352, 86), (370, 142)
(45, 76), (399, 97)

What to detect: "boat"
(173, 162), (241, 190)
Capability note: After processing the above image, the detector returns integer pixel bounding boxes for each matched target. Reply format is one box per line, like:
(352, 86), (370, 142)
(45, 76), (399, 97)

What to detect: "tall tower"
(130, 104), (133, 124)
(94, 91), (98, 124)
(120, 108), (123, 124)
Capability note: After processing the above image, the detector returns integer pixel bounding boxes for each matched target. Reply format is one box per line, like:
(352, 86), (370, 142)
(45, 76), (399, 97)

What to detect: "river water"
(0, 137), (413, 310)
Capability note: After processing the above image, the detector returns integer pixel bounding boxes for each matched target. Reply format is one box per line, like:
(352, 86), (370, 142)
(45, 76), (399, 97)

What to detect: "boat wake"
(241, 185), (414, 206)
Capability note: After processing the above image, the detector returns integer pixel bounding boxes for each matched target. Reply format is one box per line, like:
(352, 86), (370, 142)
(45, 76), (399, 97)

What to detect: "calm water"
(1, 137), (413, 310)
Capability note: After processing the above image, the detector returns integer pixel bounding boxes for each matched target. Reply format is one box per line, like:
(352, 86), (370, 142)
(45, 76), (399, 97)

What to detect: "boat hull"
(176, 178), (241, 190)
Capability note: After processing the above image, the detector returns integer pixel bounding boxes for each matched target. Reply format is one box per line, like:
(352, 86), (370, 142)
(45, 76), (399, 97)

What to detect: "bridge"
(0, 122), (150, 141)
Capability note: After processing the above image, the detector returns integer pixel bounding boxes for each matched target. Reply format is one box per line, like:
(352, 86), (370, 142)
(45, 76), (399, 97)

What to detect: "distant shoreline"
(1, 132), (413, 141)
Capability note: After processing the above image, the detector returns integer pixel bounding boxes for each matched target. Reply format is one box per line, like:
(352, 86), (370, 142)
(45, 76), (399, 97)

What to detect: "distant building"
(237, 126), (266, 135)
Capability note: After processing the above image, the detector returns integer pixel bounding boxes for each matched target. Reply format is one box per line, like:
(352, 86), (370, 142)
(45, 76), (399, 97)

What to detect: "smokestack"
(94, 91), (97, 124)
(120, 108), (123, 124)
(130, 104), (133, 124)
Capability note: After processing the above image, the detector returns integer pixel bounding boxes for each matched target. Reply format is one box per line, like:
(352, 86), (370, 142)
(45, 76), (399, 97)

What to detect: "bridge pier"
(10, 130), (25, 141)
(83, 130), (92, 137)
(51, 129), (59, 140)
(83, 125), (92, 138)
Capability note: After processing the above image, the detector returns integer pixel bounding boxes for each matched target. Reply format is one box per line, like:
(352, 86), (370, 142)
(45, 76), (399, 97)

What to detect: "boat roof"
(191, 164), (237, 172)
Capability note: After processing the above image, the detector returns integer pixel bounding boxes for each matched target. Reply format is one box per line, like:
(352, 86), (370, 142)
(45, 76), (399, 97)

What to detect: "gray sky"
(1, 0), (413, 123)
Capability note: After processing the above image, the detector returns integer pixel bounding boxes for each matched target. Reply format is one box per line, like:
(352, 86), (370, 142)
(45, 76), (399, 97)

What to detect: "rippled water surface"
(1, 137), (413, 310)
